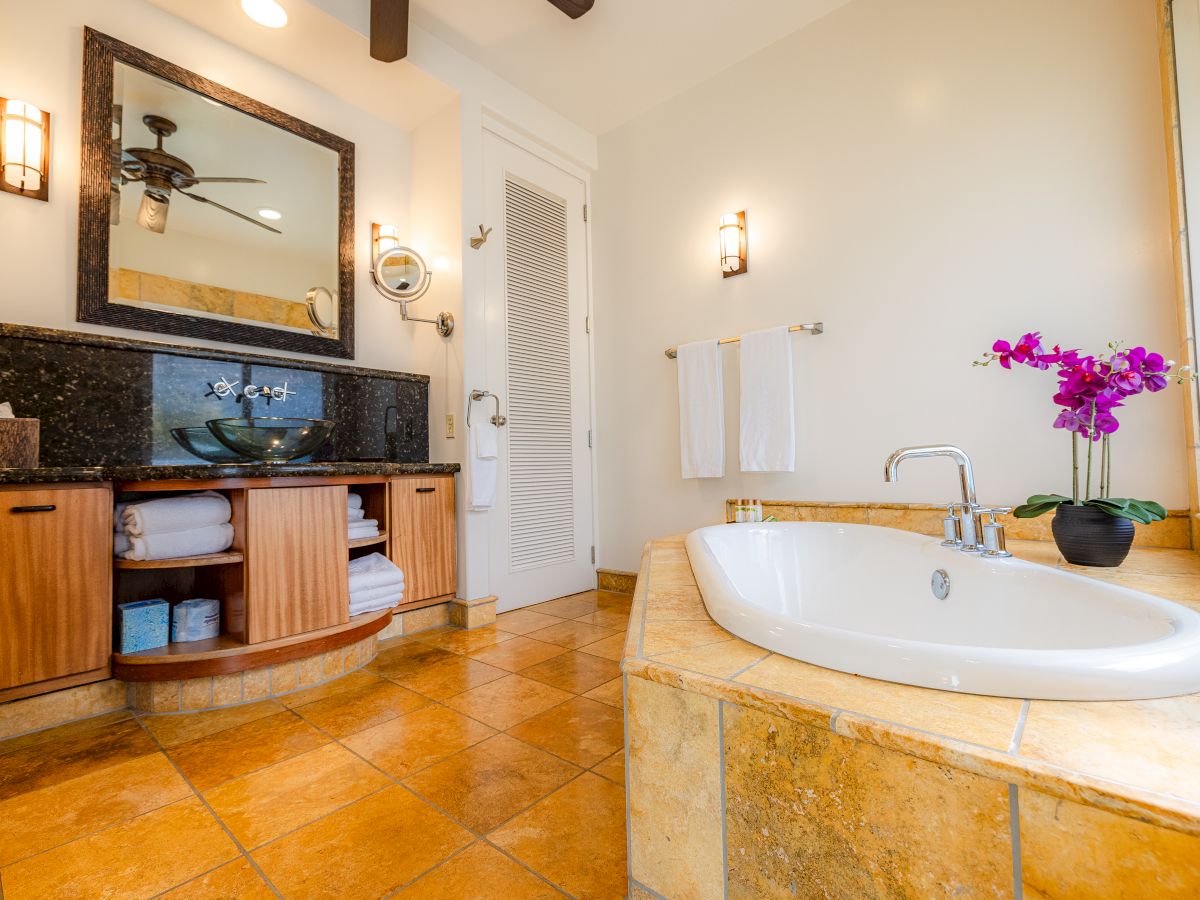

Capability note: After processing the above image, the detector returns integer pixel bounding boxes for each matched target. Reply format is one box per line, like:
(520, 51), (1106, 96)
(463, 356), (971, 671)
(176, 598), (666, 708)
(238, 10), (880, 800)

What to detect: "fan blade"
(371, 0), (409, 62)
(546, 0), (594, 18)
(185, 177), (267, 184)
(177, 188), (282, 234)
(137, 191), (169, 234)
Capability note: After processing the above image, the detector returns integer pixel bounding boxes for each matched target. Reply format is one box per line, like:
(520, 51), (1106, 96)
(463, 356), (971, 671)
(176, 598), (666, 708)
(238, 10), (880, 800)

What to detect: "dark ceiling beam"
(545, 0), (595, 19)
(370, 0), (410, 62)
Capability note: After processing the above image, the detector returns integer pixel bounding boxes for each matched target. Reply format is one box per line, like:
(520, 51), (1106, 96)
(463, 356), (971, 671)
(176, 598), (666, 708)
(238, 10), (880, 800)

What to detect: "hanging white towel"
(739, 326), (795, 472)
(469, 421), (499, 510)
(677, 340), (725, 479)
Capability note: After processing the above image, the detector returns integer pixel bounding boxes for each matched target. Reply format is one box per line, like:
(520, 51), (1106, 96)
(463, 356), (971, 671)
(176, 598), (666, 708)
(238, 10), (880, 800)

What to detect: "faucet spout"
(882, 445), (977, 507)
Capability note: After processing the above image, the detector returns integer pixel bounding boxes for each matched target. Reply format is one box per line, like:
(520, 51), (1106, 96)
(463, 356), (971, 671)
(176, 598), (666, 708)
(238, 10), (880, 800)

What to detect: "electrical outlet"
(445, 414), (456, 439)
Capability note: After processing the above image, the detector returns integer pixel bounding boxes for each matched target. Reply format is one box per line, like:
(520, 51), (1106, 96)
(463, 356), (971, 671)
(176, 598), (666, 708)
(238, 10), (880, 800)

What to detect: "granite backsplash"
(0, 324), (430, 466)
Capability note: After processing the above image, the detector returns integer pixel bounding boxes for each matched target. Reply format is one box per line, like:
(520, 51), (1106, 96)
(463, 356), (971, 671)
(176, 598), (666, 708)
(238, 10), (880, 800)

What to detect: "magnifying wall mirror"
(370, 244), (454, 337)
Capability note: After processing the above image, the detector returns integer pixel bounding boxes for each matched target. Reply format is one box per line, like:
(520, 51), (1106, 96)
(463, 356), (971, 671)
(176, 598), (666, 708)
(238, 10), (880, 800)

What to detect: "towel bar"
(665, 322), (823, 359)
(468, 390), (507, 427)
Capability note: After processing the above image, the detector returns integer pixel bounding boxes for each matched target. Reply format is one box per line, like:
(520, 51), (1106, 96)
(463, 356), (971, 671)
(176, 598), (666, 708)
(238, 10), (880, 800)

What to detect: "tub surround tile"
(723, 703), (1012, 899)
(641, 619), (735, 655)
(0, 797), (238, 900)
(626, 675), (724, 899)
(398, 841), (563, 898)
(490, 772), (629, 899)
(403, 733), (580, 833)
(252, 785), (472, 899)
(343, 704), (496, 779)
(202, 742), (390, 848)
(650, 638), (770, 679)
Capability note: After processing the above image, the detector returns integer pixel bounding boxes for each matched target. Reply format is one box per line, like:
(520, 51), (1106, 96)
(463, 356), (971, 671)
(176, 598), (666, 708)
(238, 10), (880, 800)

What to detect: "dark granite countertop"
(0, 462), (460, 484)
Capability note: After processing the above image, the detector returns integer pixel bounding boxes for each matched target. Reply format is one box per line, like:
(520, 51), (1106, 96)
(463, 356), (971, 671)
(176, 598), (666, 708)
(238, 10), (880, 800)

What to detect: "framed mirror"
(77, 28), (355, 358)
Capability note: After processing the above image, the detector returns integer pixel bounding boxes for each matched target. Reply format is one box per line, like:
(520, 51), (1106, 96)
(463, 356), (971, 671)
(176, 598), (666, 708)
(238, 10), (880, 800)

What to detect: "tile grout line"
(1007, 700), (1031, 900)
(1008, 700), (1031, 754)
(132, 717), (286, 899)
(631, 877), (669, 899)
(719, 699), (729, 900)
(724, 650), (772, 682)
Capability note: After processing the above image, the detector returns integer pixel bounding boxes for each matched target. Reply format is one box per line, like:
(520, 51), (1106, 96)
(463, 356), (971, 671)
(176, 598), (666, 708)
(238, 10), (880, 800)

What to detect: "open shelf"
(114, 551), (244, 570)
(348, 530), (387, 549)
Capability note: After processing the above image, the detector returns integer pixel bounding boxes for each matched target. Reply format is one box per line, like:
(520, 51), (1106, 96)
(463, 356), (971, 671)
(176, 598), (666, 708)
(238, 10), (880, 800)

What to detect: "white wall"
(0, 0), (427, 374)
(593, 0), (1185, 570)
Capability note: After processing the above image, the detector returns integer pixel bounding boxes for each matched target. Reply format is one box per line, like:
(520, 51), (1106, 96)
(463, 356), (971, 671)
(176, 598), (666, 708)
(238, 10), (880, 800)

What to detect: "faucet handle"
(941, 503), (964, 547)
(975, 506), (1012, 523)
(978, 507), (1014, 558)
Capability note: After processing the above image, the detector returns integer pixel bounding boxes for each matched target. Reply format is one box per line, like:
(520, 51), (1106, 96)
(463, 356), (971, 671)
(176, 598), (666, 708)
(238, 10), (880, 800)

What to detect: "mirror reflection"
(108, 61), (340, 338)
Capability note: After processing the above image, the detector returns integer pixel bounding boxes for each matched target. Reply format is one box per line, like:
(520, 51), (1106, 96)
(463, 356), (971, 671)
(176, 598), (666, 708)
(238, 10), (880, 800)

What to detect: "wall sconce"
(1, 98), (50, 201)
(719, 211), (747, 278)
(372, 222), (402, 257)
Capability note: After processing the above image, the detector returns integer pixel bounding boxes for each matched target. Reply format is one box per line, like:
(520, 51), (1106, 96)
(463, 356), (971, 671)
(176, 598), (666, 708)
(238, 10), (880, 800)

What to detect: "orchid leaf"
(1088, 498), (1152, 524)
(1134, 499), (1168, 521)
(1014, 494), (1070, 518)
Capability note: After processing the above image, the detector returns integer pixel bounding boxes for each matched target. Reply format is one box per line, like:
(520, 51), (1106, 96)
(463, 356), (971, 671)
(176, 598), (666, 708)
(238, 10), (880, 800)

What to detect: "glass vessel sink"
(170, 426), (253, 464)
(206, 417), (335, 462)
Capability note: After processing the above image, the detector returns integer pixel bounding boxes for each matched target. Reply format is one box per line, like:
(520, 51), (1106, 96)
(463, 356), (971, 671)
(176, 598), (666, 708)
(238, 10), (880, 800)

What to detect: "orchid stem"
(1084, 402), (1097, 502)
(1099, 435), (1108, 499)
(1105, 435), (1112, 500)
(1072, 432), (1079, 505)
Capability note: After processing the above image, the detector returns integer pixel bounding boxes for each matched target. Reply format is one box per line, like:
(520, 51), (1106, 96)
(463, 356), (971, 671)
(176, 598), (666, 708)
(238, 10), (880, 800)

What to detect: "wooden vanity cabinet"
(389, 475), (457, 603)
(0, 484), (112, 698)
(244, 485), (350, 643)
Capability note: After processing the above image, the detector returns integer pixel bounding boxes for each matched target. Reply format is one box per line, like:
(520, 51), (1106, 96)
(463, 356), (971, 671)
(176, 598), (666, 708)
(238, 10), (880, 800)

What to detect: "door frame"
(479, 114), (601, 605)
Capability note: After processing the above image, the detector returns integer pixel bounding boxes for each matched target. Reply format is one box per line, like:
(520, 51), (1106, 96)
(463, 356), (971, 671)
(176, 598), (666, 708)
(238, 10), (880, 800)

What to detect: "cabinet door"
(0, 486), (112, 690)
(390, 476), (456, 603)
(245, 485), (349, 643)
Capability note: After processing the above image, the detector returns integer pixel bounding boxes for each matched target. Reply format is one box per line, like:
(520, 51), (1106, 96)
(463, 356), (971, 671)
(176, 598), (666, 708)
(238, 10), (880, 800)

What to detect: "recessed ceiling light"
(242, 0), (288, 28)
(257, 208), (282, 220)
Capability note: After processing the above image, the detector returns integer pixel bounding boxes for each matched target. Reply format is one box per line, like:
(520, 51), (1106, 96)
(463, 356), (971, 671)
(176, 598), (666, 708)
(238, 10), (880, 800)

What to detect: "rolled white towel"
(114, 531), (131, 556)
(122, 523), (234, 561)
(347, 507), (366, 522)
(347, 493), (363, 510)
(122, 491), (231, 536)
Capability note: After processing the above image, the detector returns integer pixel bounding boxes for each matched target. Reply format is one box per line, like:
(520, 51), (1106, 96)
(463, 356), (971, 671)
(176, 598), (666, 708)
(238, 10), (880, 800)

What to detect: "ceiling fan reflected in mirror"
(115, 114), (279, 235)
(369, 0), (595, 63)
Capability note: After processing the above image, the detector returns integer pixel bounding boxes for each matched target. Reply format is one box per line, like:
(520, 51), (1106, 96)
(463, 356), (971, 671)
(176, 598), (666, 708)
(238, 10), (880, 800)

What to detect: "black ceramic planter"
(1051, 503), (1134, 567)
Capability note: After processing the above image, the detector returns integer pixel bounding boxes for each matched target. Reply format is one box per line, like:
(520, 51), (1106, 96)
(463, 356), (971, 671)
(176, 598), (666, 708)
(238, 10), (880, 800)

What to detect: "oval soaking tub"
(685, 522), (1200, 700)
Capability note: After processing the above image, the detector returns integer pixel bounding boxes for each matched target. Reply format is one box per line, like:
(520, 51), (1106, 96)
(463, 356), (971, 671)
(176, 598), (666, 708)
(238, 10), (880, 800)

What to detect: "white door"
(482, 131), (595, 611)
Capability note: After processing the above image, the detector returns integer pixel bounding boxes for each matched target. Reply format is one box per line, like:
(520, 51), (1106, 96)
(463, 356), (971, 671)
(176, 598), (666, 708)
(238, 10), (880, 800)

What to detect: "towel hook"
(470, 225), (493, 250)
(468, 389), (507, 427)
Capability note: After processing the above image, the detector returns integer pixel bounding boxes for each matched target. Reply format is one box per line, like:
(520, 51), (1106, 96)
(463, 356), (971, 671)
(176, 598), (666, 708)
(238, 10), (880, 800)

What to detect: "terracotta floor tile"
(418, 625), (519, 654)
(344, 704), (496, 779)
(491, 772), (628, 900)
(140, 700), (284, 748)
(495, 609), (566, 635)
(366, 641), (459, 679)
(576, 632), (628, 662)
(293, 679), (429, 738)
(444, 675), (575, 730)
(507, 696), (625, 767)
(168, 711), (329, 791)
(0, 710), (133, 757)
(390, 655), (510, 701)
(466, 636), (569, 673)
(573, 607), (633, 630)
(0, 751), (191, 867)
(520, 652), (622, 695)
(524, 620), (618, 649)
(253, 785), (471, 899)
(204, 742), (390, 848)
(397, 841), (562, 898)
(0, 716), (158, 801)
(279, 670), (382, 709)
(0, 797), (238, 900)
(582, 677), (625, 708)
(159, 857), (275, 899)
(592, 749), (626, 786)
(530, 593), (599, 620)
(404, 733), (580, 833)
(596, 591), (634, 611)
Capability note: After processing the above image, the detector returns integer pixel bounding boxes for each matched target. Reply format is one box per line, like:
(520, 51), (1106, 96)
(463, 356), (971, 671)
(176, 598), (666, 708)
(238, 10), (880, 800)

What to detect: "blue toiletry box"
(117, 599), (170, 653)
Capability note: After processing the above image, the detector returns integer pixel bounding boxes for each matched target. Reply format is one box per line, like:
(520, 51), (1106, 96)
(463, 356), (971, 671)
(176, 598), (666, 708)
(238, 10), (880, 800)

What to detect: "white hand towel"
(350, 581), (407, 607)
(469, 422), (499, 511)
(677, 340), (725, 479)
(739, 326), (795, 472)
(348, 520), (380, 539)
(348, 553), (404, 591)
(349, 552), (399, 576)
(350, 588), (404, 615)
(347, 493), (363, 510)
(347, 507), (366, 522)
(121, 523), (234, 561)
(121, 491), (231, 536)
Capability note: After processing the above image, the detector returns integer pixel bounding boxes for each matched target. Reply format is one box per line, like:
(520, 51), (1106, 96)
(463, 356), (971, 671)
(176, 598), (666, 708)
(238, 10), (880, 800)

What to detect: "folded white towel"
(348, 552), (398, 576)
(349, 569), (405, 593)
(469, 422), (499, 511)
(121, 523), (234, 561)
(114, 531), (131, 556)
(347, 493), (363, 510)
(348, 519), (380, 540)
(121, 491), (231, 536)
(350, 585), (405, 614)
(350, 580), (407, 605)
(739, 326), (795, 472)
(677, 339), (725, 479)
(347, 507), (366, 522)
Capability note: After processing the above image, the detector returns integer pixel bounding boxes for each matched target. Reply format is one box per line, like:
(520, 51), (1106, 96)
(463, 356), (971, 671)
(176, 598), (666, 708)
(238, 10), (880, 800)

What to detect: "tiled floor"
(0, 590), (632, 900)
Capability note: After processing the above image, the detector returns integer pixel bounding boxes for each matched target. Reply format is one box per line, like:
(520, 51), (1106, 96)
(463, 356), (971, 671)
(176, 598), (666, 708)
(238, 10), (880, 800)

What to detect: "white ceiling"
(311, 0), (857, 134)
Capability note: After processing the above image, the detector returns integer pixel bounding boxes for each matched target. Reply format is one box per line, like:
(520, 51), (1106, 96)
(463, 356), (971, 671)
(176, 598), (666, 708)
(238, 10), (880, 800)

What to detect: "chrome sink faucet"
(883, 445), (1010, 556)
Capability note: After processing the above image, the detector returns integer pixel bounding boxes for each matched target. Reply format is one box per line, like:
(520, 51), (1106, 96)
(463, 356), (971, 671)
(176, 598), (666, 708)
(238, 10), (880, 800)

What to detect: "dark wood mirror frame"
(77, 28), (356, 359)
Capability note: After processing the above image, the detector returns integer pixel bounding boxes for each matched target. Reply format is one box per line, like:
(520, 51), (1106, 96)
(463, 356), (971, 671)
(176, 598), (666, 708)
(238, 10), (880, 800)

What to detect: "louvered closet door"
(483, 132), (594, 611)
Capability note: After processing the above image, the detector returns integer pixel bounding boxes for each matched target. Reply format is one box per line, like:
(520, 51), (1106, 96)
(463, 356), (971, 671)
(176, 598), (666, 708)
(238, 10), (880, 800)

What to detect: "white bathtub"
(685, 522), (1200, 701)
